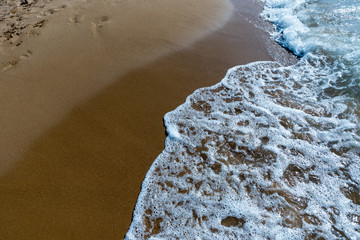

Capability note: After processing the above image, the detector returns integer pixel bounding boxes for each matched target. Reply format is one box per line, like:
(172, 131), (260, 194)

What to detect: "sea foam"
(262, 0), (360, 99)
(126, 60), (359, 239)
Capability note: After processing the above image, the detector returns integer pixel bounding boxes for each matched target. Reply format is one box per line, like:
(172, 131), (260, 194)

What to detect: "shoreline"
(0, 0), (296, 239)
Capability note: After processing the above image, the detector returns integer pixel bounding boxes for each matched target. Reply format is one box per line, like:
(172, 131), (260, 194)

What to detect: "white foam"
(126, 60), (360, 239)
(262, 0), (360, 63)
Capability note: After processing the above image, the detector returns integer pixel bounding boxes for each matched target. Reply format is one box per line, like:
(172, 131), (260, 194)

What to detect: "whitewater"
(126, 0), (360, 239)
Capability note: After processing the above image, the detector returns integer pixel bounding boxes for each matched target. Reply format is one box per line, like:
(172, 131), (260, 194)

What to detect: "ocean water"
(126, 0), (360, 239)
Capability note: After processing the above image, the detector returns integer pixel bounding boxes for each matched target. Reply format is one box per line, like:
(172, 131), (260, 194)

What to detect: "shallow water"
(126, 0), (360, 238)
(262, 0), (360, 102)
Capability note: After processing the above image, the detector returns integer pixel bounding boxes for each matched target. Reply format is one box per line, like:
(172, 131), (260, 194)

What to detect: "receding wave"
(126, 60), (359, 239)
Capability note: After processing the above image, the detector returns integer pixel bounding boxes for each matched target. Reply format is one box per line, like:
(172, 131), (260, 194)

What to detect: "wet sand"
(0, 0), (296, 239)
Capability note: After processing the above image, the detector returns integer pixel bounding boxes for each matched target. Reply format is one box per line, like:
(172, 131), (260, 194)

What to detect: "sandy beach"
(0, 0), (295, 239)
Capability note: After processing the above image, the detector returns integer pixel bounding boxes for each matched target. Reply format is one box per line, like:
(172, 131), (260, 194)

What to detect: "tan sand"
(0, 0), (233, 172)
(0, 0), (296, 239)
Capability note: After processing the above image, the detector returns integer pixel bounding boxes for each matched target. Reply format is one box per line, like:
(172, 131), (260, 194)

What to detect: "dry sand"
(0, 0), (296, 239)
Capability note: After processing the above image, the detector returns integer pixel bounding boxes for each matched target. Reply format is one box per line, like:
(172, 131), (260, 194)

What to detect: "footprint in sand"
(2, 50), (32, 71)
(20, 49), (32, 59)
(23, 20), (45, 36)
(91, 16), (109, 29)
(69, 14), (84, 23)
(26, 29), (40, 36)
(36, 5), (66, 18)
(2, 59), (20, 71)
(33, 20), (46, 28)
(36, 9), (55, 17)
